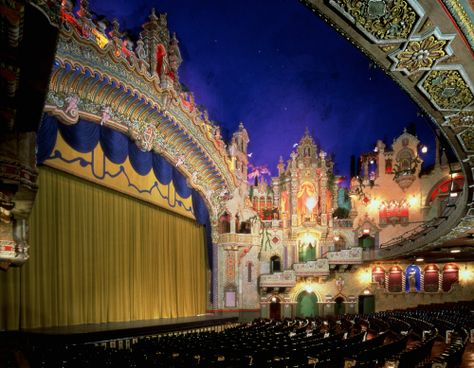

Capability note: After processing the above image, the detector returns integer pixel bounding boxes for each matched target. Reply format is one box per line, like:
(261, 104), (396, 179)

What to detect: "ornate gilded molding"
(443, 111), (474, 129)
(440, 0), (474, 50)
(329, 0), (424, 43)
(389, 28), (455, 75)
(418, 67), (474, 111)
(46, 22), (239, 215)
(458, 128), (474, 152)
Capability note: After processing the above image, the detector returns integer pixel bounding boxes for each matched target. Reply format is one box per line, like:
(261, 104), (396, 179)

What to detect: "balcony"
(260, 270), (296, 287)
(293, 259), (330, 277)
(333, 218), (353, 228)
(327, 247), (362, 265)
(218, 233), (259, 245)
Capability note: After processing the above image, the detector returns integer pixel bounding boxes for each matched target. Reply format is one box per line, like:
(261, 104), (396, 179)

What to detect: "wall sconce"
(363, 288), (371, 295)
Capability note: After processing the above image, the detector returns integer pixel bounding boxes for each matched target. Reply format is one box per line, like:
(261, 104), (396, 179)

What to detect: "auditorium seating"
(25, 301), (473, 367)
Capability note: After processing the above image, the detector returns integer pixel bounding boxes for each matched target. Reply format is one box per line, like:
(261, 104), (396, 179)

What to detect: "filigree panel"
(419, 69), (474, 111)
(329, 0), (423, 43)
(389, 29), (454, 75)
(443, 111), (474, 129)
(458, 129), (474, 152)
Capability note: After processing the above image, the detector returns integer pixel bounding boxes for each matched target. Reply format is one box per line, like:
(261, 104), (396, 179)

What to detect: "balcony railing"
(293, 259), (330, 276)
(365, 185), (468, 261)
(327, 247), (362, 264)
(218, 233), (259, 245)
(333, 218), (353, 228)
(260, 270), (296, 287)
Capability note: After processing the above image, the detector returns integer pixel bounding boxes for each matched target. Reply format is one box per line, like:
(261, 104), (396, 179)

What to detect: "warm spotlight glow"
(271, 296), (277, 303)
(368, 198), (380, 211)
(449, 192), (458, 198)
(450, 249), (461, 254)
(359, 269), (372, 284)
(415, 258), (424, 262)
(304, 284), (314, 293)
(460, 267), (472, 282)
(408, 196), (419, 207)
(334, 235), (340, 242)
(305, 196), (317, 211)
(363, 288), (371, 295)
(302, 233), (316, 244)
(363, 228), (370, 234)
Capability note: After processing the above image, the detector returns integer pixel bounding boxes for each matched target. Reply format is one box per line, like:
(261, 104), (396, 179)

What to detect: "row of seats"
(27, 301), (473, 367)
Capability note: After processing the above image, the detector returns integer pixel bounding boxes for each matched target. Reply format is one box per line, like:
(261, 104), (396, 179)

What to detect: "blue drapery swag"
(37, 114), (213, 267)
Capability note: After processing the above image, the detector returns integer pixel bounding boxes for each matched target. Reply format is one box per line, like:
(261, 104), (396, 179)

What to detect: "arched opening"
(237, 220), (251, 234)
(224, 284), (237, 308)
(247, 262), (253, 282)
(334, 296), (345, 315)
(423, 264), (439, 292)
(218, 212), (231, 234)
(426, 175), (465, 216)
(269, 296), (281, 320)
(397, 148), (414, 173)
(297, 182), (317, 223)
(358, 294), (375, 314)
(296, 291), (318, 318)
(270, 255), (281, 273)
(388, 266), (403, 292)
(235, 214), (240, 234)
(371, 266), (385, 288)
(358, 234), (375, 250)
(299, 241), (316, 262)
(385, 158), (393, 174)
(442, 263), (459, 292)
(405, 264), (421, 292)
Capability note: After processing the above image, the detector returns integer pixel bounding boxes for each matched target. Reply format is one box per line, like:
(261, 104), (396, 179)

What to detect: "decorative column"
(290, 152), (298, 227)
(320, 151), (328, 226)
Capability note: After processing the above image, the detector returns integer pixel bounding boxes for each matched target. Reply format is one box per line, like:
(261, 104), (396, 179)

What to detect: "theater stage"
(19, 314), (238, 345)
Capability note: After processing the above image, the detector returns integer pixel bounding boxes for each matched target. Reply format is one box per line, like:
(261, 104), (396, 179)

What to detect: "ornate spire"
(277, 156), (285, 176)
(149, 8), (158, 22)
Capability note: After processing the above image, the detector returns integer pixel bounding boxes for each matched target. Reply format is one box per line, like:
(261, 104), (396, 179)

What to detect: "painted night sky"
(88, 0), (436, 180)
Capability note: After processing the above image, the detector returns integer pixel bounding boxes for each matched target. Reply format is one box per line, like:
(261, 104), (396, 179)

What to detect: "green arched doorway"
(334, 296), (345, 315)
(296, 291), (318, 317)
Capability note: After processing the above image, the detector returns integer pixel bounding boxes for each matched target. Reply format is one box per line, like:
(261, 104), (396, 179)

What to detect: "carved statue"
(64, 94), (80, 117)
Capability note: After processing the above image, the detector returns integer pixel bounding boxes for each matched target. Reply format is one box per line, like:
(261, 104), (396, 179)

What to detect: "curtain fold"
(0, 166), (207, 330)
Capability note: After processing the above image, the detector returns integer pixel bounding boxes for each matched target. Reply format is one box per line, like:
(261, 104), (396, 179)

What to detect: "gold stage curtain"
(0, 166), (207, 330)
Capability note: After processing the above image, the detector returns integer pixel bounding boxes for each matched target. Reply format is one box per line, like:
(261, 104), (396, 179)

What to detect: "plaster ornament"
(64, 94), (80, 118)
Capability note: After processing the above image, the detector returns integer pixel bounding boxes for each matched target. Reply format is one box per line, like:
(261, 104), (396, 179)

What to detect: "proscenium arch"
(46, 25), (239, 218)
(301, 0), (474, 253)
